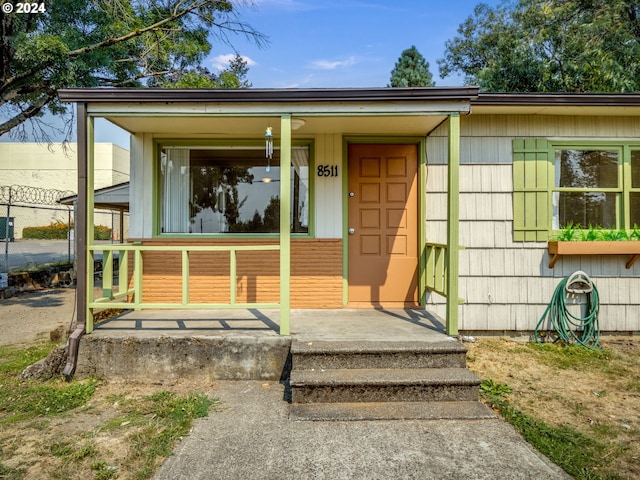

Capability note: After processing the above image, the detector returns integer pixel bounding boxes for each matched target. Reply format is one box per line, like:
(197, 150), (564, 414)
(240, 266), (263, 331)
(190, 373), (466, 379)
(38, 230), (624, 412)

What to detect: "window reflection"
(161, 146), (309, 234)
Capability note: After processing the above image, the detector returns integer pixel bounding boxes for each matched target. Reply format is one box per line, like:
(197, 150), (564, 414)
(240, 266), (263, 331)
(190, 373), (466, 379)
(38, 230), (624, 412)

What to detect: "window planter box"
(548, 241), (640, 269)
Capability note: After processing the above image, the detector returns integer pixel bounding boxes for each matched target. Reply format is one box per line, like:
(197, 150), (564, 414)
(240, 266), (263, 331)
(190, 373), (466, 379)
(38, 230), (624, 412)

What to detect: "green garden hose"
(534, 271), (601, 348)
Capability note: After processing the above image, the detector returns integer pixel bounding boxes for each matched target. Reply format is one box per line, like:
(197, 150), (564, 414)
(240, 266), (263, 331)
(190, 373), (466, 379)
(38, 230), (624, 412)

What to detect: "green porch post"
(446, 113), (460, 336)
(85, 116), (95, 333)
(279, 115), (291, 335)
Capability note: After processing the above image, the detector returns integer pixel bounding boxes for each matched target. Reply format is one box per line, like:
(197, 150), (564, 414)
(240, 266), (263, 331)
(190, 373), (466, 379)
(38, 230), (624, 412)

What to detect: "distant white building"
(0, 142), (129, 239)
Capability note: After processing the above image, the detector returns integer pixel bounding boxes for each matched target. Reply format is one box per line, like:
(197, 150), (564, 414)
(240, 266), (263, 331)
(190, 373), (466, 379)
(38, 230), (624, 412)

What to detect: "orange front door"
(347, 144), (419, 307)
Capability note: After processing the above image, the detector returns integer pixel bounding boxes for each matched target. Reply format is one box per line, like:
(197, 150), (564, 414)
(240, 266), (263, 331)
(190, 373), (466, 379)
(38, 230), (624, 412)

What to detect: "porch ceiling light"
(291, 118), (306, 130)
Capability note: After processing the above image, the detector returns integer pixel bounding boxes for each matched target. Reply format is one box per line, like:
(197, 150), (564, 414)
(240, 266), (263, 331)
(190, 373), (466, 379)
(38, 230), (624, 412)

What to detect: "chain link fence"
(1, 185), (129, 275)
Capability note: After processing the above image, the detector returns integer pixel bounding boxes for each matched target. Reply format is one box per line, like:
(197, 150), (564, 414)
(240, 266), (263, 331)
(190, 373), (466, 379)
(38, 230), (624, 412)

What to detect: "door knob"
(348, 228), (355, 234)
(349, 192), (355, 197)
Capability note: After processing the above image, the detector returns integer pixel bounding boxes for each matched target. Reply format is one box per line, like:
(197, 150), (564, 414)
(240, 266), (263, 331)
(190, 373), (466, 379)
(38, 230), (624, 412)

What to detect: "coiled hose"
(534, 271), (601, 348)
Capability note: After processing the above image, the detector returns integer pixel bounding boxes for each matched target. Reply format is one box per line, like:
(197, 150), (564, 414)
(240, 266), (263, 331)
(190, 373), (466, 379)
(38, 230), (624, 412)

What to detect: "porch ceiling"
(103, 113), (449, 137)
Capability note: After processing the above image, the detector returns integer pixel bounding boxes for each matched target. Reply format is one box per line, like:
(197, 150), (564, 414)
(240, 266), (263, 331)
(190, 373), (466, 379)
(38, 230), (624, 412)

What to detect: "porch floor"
(91, 308), (450, 342)
(77, 308), (453, 381)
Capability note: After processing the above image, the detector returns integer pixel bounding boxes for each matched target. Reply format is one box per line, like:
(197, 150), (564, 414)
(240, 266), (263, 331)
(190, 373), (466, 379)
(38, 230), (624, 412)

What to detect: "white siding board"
(314, 134), (342, 238)
(458, 249), (470, 277)
(426, 193), (448, 221)
(129, 134), (144, 239)
(460, 304), (489, 330)
(486, 305), (511, 330)
(493, 222), (509, 248)
(426, 137), (447, 165)
(426, 165), (447, 191)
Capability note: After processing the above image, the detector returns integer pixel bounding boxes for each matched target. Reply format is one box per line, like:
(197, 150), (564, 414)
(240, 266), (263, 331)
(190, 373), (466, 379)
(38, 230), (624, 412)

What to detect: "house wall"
(129, 238), (343, 308)
(426, 114), (640, 332)
(129, 133), (344, 239)
(128, 133), (345, 308)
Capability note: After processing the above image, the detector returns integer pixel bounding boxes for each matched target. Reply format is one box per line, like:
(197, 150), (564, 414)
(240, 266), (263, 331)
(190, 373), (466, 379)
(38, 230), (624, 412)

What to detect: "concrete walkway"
(99, 308), (570, 479)
(154, 380), (571, 480)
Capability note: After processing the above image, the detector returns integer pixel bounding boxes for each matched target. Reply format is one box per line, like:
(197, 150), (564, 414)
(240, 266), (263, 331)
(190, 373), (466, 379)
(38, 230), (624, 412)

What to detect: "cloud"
(249, 0), (316, 12)
(211, 54), (257, 71)
(308, 56), (357, 70)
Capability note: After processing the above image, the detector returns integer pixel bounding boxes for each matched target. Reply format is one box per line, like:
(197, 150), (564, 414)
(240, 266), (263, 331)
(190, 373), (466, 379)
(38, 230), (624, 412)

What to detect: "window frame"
(549, 142), (630, 233)
(549, 140), (640, 234)
(153, 139), (315, 238)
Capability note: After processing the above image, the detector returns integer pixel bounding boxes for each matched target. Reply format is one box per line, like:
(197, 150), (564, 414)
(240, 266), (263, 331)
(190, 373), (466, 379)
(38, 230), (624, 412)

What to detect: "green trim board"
(445, 114), (460, 336)
(86, 116), (95, 333)
(279, 115), (291, 335)
(512, 138), (552, 242)
(418, 138), (427, 306)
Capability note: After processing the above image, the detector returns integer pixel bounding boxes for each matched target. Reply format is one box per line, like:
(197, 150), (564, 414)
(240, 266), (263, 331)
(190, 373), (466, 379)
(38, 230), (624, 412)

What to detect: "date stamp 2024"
(2, 2), (46, 14)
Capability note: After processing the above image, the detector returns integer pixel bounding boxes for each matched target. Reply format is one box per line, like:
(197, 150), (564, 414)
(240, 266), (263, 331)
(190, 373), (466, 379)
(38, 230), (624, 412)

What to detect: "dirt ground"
(0, 288), (216, 479)
(466, 335), (640, 479)
(0, 288), (76, 346)
(1, 289), (639, 479)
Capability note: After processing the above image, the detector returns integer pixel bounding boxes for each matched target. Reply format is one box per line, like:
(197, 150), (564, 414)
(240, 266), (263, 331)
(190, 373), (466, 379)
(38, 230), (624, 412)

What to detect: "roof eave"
(58, 87), (480, 104)
(475, 92), (640, 107)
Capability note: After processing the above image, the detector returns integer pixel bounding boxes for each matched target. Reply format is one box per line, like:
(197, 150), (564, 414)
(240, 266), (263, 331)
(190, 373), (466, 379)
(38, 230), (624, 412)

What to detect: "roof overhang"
(473, 93), (640, 116)
(59, 87), (480, 136)
(59, 182), (129, 211)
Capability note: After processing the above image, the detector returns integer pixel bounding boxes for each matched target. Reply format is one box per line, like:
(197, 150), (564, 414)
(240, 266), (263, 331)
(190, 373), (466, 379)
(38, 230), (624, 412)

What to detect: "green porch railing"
(425, 242), (448, 297)
(87, 243), (281, 333)
(425, 242), (465, 301)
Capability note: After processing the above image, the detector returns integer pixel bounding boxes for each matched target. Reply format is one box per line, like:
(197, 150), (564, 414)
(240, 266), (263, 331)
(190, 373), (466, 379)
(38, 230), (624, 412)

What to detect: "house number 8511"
(317, 165), (338, 177)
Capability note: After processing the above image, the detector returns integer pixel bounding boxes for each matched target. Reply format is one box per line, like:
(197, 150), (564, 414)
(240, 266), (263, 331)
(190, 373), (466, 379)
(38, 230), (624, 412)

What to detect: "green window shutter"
(512, 138), (551, 242)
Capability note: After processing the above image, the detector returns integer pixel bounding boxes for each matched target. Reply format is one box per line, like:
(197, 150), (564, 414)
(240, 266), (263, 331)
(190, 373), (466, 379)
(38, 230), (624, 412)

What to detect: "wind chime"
(265, 126), (273, 172)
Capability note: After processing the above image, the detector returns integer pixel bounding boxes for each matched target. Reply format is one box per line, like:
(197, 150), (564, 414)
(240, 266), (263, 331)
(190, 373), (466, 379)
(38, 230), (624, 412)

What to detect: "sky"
(3, 0), (503, 147)
(213, 0), (500, 88)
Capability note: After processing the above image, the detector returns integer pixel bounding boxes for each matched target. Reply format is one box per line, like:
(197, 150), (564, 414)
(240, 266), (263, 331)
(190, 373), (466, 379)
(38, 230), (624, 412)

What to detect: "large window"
(160, 145), (310, 234)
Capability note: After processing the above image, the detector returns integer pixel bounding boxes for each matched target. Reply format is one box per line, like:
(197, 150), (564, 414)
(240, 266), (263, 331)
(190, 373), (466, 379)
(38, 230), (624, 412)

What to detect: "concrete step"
(289, 401), (496, 421)
(291, 340), (468, 370)
(290, 367), (481, 404)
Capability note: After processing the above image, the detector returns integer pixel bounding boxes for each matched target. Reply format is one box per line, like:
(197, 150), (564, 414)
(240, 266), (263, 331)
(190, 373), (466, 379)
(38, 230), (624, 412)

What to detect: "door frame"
(342, 137), (427, 306)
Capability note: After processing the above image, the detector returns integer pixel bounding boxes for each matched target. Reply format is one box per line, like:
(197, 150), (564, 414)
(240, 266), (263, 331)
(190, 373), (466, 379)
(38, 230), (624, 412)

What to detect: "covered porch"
(58, 87), (479, 378)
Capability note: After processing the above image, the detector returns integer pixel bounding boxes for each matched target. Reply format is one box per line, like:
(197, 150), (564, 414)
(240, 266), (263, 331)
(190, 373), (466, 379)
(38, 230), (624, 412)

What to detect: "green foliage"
(581, 225), (603, 241)
(94, 225), (112, 241)
(551, 224), (640, 241)
(110, 390), (216, 478)
(22, 222), (111, 240)
(553, 222), (579, 241)
(0, 343), (98, 424)
(0, 341), (218, 480)
(389, 46), (435, 87)
(479, 378), (512, 401)
(439, 0), (640, 92)
(524, 343), (616, 372)
(1, 0), (264, 141)
(165, 55), (252, 89)
(0, 463), (26, 479)
(22, 222), (71, 240)
(480, 376), (622, 479)
(91, 461), (119, 480)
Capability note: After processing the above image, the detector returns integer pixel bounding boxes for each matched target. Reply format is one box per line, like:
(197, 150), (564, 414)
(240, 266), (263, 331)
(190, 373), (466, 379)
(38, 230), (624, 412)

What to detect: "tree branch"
(0, 89), (56, 136)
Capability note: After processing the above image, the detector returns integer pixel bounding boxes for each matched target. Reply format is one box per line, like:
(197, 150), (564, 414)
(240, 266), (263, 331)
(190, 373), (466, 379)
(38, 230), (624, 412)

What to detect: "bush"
(22, 222), (70, 240)
(22, 222), (111, 240)
(94, 225), (112, 240)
